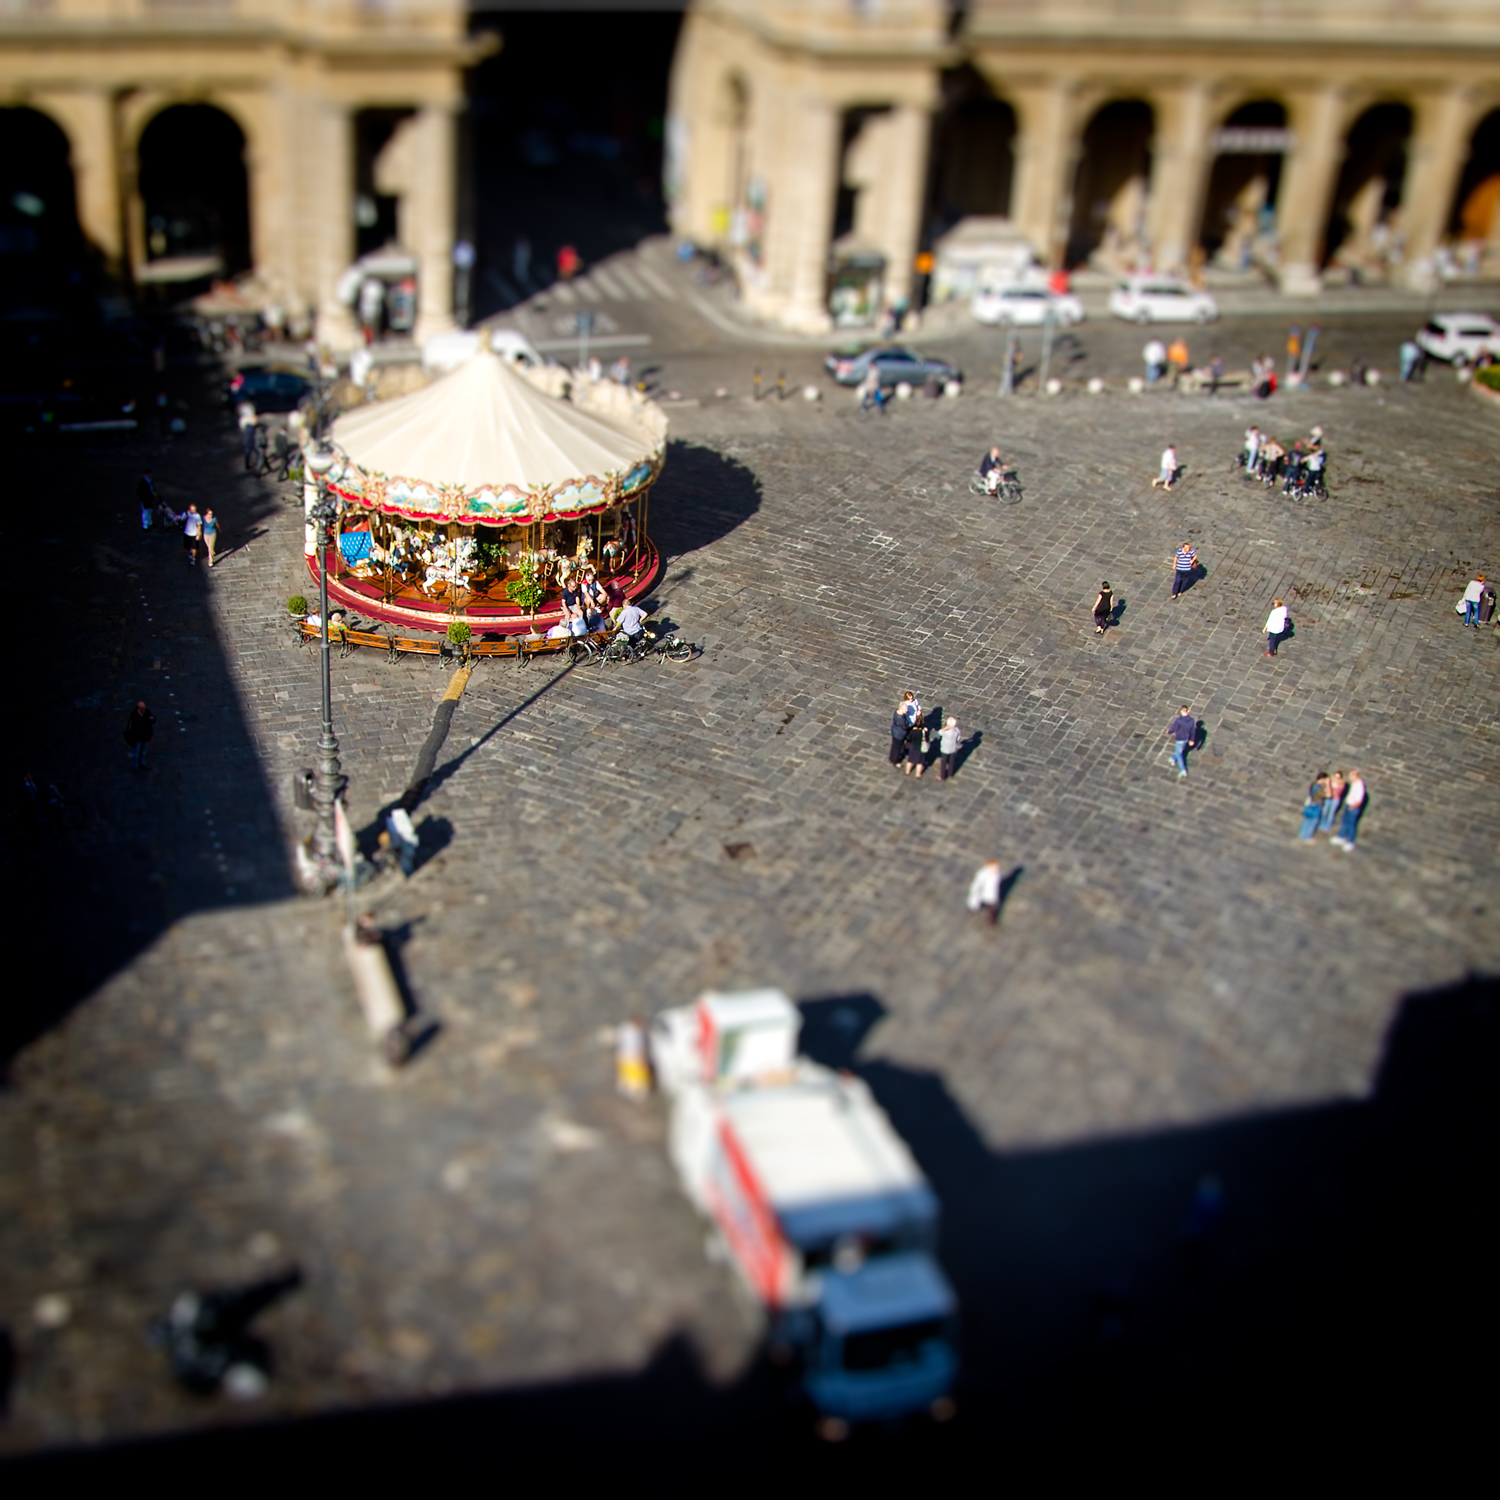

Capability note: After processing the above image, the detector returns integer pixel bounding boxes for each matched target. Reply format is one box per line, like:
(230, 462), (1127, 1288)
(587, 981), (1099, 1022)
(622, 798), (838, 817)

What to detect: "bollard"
(616, 1019), (651, 1100)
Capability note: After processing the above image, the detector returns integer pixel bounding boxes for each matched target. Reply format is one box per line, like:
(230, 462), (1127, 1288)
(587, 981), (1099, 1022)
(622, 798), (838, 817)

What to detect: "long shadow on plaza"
(17, 973), (1494, 1476)
(1, 353), (296, 1065)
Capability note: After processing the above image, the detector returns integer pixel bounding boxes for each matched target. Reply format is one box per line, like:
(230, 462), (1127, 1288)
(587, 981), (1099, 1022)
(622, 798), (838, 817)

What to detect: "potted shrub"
(505, 552), (545, 615)
(287, 594), (308, 618)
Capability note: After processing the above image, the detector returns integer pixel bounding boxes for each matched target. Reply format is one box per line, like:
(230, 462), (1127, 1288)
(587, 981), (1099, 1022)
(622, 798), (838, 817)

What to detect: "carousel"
(304, 348), (666, 634)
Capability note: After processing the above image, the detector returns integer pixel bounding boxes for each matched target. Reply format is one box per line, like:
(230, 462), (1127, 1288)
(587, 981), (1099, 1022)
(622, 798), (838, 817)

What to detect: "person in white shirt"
(1152, 443), (1179, 490)
(966, 858), (1004, 927)
(1243, 426), (1261, 479)
(1264, 597), (1289, 656)
(181, 504), (203, 566)
(1143, 338), (1167, 384)
(1461, 573), (1486, 627)
(1330, 770), (1367, 851)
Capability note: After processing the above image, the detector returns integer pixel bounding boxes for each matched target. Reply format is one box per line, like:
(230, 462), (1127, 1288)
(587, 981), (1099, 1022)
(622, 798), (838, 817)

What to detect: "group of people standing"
(138, 471), (220, 567)
(1298, 769), (1368, 851)
(888, 692), (962, 782)
(1239, 424), (1328, 496)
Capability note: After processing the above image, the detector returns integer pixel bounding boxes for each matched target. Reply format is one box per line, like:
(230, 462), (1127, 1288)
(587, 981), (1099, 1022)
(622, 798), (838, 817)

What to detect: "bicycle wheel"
(1001, 481), (1022, 504)
(663, 641), (698, 661)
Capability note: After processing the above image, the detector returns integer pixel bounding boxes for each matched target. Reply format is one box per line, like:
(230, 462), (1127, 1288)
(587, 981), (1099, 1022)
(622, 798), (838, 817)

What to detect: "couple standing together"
(889, 692), (961, 781)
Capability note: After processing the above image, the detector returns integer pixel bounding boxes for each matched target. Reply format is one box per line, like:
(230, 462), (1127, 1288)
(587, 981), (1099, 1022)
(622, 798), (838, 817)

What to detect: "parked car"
(223, 366), (312, 411)
(1414, 312), (1500, 364)
(824, 345), (962, 387)
(1108, 276), (1219, 325)
(972, 284), (1085, 327)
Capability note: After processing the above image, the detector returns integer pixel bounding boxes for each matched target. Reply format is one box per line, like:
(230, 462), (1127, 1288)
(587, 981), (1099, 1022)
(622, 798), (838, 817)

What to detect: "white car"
(972, 285), (1085, 327)
(1108, 276), (1219, 325)
(1414, 312), (1499, 364)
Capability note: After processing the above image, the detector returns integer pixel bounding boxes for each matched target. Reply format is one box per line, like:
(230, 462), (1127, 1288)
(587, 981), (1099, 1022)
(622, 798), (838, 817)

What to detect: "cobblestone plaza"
(3, 325), (1497, 1465)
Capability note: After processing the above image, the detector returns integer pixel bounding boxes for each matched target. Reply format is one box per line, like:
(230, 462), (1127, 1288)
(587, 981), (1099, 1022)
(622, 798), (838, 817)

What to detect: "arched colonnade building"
(0, 1), (488, 345)
(667, 0), (1500, 332)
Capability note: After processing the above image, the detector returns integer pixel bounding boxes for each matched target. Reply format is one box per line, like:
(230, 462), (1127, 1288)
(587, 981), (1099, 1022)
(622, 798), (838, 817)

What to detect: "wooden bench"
(294, 620), (613, 666)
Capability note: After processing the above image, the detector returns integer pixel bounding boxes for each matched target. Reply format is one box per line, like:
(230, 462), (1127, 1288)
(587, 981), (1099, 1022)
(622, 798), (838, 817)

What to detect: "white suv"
(1108, 276), (1219, 325)
(1414, 313), (1499, 364)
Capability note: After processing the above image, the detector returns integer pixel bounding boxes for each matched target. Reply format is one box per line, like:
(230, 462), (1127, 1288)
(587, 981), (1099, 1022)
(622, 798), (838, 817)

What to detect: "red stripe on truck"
(711, 1119), (787, 1307)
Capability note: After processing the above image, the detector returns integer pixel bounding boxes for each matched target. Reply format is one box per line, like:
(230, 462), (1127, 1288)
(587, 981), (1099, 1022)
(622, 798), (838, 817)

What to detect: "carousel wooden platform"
(306, 539), (659, 635)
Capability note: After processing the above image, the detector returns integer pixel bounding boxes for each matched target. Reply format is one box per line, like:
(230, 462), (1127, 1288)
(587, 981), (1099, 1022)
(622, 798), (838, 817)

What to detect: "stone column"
(1400, 88), (1475, 284)
(314, 103), (358, 351)
(759, 94), (838, 333)
(32, 90), (122, 273)
(1146, 84), (1214, 275)
(1277, 87), (1347, 295)
(853, 103), (931, 309)
(407, 105), (458, 344)
(1008, 80), (1076, 267)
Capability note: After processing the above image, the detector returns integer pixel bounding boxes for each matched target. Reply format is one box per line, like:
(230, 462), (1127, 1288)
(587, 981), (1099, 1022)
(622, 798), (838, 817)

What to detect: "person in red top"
(557, 244), (581, 281)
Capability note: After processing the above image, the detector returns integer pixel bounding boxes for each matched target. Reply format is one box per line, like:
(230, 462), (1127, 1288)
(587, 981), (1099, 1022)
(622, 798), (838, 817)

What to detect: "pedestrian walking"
(1480, 578), (1497, 626)
(1241, 425), (1261, 478)
(889, 693), (915, 766)
(1299, 771), (1329, 840)
(1151, 443), (1179, 490)
(181, 504), (203, 565)
(137, 470), (156, 530)
(937, 716), (960, 781)
(1399, 340), (1423, 382)
(1329, 769), (1367, 851)
(1092, 580), (1114, 634)
(1461, 573), (1486, 627)
(1264, 597), (1289, 655)
(966, 858), (1003, 927)
(1167, 703), (1196, 779)
(202, 509), (220, 567)
(238, 402), (258, 467)
(1171, 540), (1197, 600)
(123, 700), (156, 769)
(1320, 769), (1346, 833)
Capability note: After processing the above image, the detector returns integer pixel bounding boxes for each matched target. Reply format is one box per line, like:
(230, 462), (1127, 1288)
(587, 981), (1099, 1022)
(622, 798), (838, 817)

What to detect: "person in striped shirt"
(1171, 541), (1197, 600)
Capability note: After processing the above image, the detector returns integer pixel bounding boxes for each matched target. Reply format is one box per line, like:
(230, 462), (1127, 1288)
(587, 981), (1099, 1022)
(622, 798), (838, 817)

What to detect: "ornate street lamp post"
(304, 445), (344, 871)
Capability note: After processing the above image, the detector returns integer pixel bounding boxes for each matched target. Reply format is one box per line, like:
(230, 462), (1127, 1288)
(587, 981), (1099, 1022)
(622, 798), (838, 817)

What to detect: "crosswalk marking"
(586, 266), (629, 300)
(573, 279), (602, 304)
(550, 283), (577, 306)
(633, 262), (677, 299)
(610, 265), (652, 299)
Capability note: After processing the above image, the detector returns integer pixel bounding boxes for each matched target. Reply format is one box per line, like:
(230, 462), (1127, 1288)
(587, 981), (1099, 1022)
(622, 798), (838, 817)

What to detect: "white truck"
(649, 989), (958, 1431)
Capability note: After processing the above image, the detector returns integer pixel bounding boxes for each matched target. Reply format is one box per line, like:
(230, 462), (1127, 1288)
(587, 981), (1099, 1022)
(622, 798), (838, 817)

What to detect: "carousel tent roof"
(330, 350), (657, 494)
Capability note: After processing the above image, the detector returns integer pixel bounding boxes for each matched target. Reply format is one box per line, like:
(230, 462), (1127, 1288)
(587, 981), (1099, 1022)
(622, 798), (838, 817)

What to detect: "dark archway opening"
(1198, 100), (1286, 268)
(466, 7), (682, 315)
(1066, 100), (1154, 270)
(0, 107), (83, 316)
(928, 66), (1016, 239)
(1323, 102), (1411, 268)
(138, 104), (250, 275)
(1449, 108), (1500, 272)
(354, 108), (415, 259)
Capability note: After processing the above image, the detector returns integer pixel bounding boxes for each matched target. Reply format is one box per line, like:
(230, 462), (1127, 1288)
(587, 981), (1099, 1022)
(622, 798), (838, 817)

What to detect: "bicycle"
(969, 468), (1022, 503)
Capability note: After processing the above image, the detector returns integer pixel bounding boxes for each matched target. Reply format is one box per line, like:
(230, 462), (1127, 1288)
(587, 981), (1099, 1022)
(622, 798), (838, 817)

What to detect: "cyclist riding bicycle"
(979, 446), (1008, 494)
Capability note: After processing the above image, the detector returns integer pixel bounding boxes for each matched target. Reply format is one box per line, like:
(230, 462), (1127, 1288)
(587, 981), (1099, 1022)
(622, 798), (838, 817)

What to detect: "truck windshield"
(841, 1318), (944, 1372)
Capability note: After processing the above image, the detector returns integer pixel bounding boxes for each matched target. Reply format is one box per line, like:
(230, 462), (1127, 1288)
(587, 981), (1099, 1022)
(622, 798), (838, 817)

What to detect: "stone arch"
(137, 102), (251, 275)
(929, 64), (1016, 235)
(1323, 100), (1412, 270)
(0, 106), (80, 263)
(1197, 98), (1289, 268)
(1449, 106), (1500, 270)
(1065, 98), (1154, 270)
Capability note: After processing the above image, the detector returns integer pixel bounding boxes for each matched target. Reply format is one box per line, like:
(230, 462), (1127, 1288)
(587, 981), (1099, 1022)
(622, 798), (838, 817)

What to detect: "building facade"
(666, 0), (1500, 330)
(0, 0), (488, 346)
